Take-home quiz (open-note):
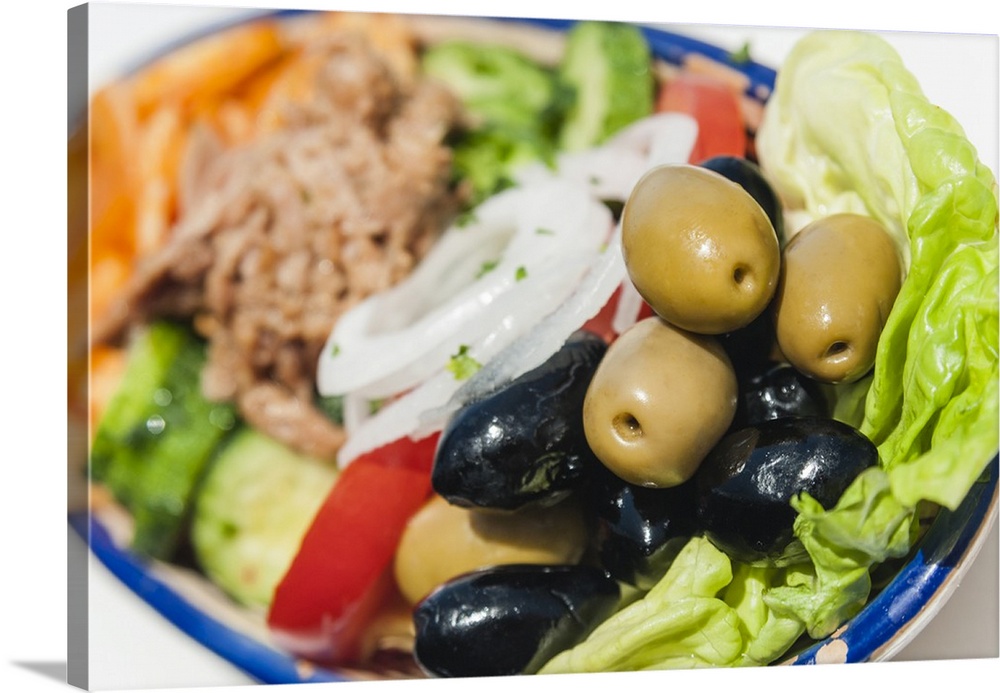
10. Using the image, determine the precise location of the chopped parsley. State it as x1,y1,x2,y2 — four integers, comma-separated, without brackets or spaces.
476,259,500,278
315,395,345,424
515,266,528,281
535,227,556,236
729,42,752,64
447,345,482,381
456,209,478,228
329,343,341,357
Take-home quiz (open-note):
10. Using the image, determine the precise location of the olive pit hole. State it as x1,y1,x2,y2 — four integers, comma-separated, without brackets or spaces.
612,412,644,442
823,340,853,362
732,264,752,289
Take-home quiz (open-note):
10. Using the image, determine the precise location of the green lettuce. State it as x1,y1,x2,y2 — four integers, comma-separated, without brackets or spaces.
757,29,997,634
539,29,998,671
766,467,915,638
539,537,807,673
745,27,997,641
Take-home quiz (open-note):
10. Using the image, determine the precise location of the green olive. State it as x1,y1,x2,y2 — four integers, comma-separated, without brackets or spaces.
582,316,738,488
621,164,780,335
392,495,587,605
773,213,903,384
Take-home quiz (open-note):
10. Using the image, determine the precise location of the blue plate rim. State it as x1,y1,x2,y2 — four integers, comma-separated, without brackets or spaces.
785,455,999,665
73,8,998,683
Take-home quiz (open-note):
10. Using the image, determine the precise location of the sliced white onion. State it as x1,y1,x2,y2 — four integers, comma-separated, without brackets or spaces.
611,278,647,335
317,179,613,400
341,390,374,437
514,112,700,201
336,249,604,465
433,226,628,419
603,112,700,174
336,370,457,466
438,113,700,409
328,113,700,466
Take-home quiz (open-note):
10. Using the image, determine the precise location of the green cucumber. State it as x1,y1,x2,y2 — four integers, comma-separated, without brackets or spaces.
191,429,338,607
90,320,237,560
557,21,655,151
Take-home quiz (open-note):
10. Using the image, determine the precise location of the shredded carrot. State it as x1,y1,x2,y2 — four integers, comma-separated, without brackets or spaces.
89,345,129,430
134,104,186,255
130,19,286,118
89,83,140,262
320,12,419,80
235,48,305,111
81,12,428,331
90,254,131,330
210,98,259,145
252,49,326,136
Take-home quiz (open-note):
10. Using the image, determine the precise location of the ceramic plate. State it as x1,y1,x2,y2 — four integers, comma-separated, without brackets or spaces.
72,8,1000,684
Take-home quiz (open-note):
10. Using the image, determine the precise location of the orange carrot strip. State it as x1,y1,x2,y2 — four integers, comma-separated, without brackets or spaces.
89,84,140,261
253,50,326,136
89,345,129,430
90,254,131,328
134,105,186,255
131,20,285,117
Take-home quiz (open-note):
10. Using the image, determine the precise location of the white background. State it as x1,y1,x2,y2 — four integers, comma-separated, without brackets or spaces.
1,1,998,692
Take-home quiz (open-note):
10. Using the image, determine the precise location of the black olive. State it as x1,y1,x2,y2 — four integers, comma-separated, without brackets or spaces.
432,330,607,510
732,361,829,429
698,155,785,246
694,417,877,564
580,458,698,588
412,564,620,677
717,309,776,381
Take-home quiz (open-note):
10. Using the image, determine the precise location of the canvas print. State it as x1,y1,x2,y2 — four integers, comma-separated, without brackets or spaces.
67,2,999,689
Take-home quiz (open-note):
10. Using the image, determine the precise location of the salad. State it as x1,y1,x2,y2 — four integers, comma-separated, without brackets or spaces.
72,9,999,680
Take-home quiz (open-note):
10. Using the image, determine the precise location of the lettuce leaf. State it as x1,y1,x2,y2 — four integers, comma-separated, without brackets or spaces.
540,29,997,672
723,562,806,665
539,539,747,672
538,537,806,673
753,29,998,639
754,32,922,266
765,468,915,637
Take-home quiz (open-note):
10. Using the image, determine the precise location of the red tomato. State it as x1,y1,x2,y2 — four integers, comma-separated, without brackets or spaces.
656,73,748,162
582,284,655,343
582,285,625,343
267,432,440,665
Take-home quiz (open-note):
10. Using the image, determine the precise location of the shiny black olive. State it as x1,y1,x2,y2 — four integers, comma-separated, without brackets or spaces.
698,155,785,245
694,417,877,564
432,330,607,510
732,361,829,429
717,309,776,381
580,458,698,588
412,564,620,677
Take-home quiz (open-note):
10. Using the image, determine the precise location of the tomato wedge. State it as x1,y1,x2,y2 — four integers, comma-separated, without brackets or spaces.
267,432,440,665
656,72,748,162
582,284,655,344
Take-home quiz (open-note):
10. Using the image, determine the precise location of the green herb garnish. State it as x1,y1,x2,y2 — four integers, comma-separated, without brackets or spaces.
729,41,752,64
456,209,478,228
446,345,482,381
476,259,500,278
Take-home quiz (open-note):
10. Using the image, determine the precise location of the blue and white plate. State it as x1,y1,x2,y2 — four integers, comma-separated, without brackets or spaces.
72,7,1000,685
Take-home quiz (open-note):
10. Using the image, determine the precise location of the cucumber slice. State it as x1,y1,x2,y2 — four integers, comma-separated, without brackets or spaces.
90,320,237,560
191,429,338,608
557,21,655,151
